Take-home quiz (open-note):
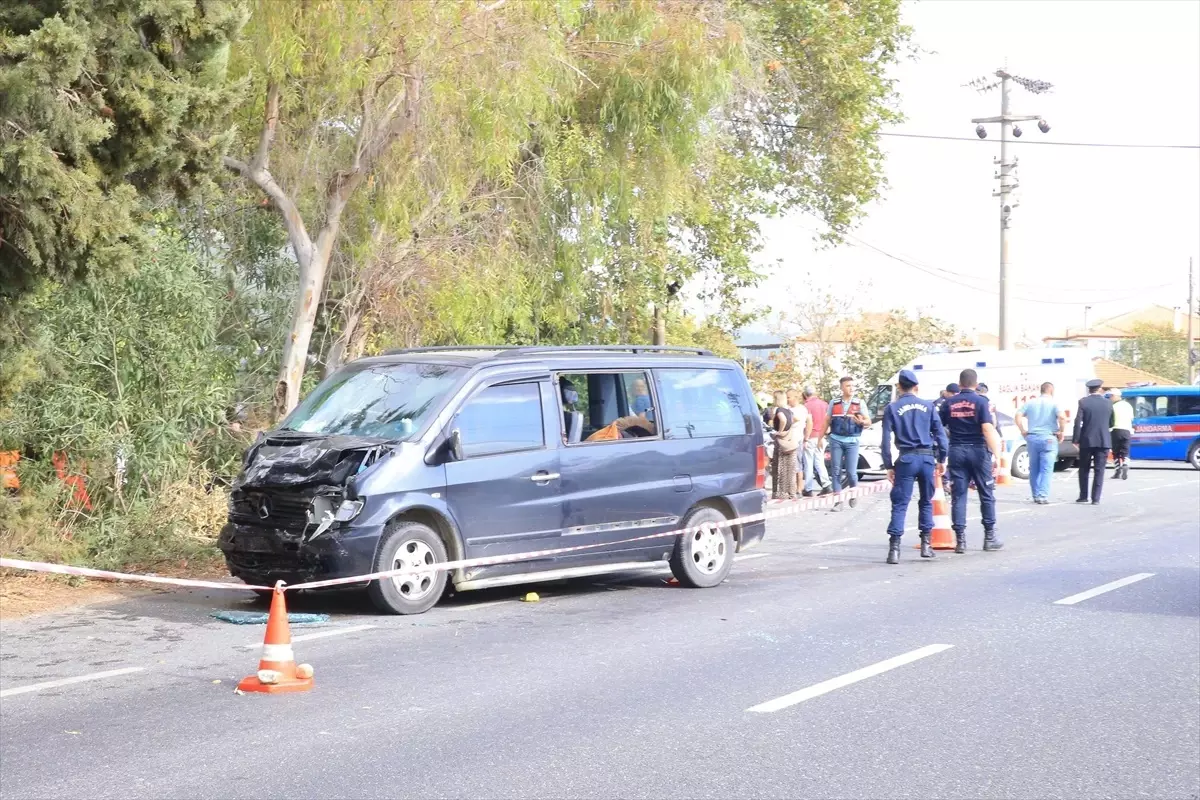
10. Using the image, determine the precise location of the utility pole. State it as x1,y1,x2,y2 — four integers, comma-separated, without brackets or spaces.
1189,256,1196,384
966,68,1053,350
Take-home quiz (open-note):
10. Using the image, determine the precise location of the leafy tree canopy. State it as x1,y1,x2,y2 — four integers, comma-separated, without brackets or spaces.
1113,323,1189,384
841,310,962,392
0,0,248,305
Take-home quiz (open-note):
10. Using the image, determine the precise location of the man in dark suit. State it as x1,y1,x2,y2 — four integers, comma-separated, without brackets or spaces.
1073,378,1113,505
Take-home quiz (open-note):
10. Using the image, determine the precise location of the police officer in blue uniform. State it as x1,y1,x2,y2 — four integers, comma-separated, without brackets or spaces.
933,383,958,495
938,368,1004,553
881,370,949,564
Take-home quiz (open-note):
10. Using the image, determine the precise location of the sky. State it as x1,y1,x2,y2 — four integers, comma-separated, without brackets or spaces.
732,0,1200,343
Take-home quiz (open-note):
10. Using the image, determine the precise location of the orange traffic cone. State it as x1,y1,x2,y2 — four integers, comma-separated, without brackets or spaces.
917,473,956,550
995,449,1013,486
237,583,314,694
929,475,956,550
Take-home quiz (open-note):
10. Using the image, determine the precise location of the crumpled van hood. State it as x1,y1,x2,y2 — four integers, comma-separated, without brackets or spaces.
238,433,392,489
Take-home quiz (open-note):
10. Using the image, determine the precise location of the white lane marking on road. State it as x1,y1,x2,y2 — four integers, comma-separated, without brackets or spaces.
1053,573,1156,606
242,624,375,649
735,553,772,562
0,667,145,698
1133,481,1196,492
810,537,859,547
746,644,954,713
442,599,514,614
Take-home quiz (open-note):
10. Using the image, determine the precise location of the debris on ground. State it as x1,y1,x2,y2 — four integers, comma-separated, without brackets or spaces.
209,610,330,625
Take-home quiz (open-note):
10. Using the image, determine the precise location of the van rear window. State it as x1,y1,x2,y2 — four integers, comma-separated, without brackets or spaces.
655,368,753,439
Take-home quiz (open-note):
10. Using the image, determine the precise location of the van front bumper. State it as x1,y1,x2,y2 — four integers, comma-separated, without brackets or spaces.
218,521,384,587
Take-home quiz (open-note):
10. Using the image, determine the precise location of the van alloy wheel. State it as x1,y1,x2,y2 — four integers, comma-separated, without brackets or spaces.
690,524,728,576
368,521,449,615
669,506,735,589
391,539,437,602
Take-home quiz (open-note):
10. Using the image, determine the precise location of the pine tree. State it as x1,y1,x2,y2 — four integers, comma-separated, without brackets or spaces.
0,0,248,304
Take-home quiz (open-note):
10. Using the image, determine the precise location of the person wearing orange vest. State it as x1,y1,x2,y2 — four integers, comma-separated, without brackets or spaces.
824,376,870,511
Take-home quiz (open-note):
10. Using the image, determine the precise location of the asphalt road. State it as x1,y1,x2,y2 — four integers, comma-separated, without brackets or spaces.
2,464,1198,800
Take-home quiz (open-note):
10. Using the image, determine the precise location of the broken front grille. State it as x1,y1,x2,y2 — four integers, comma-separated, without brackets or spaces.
230,488,315,530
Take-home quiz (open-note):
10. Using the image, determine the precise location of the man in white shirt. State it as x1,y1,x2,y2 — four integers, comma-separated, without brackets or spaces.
1109,389,1135,480
786,389,813,498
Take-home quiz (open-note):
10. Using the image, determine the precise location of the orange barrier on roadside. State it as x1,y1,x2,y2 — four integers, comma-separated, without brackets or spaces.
0,451,18,492
51,451,94,511
237,584,314,695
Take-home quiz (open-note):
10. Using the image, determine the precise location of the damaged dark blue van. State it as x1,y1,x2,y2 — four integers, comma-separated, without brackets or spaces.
218,346,767,614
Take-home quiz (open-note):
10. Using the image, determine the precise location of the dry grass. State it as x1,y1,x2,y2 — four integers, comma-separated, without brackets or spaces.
0,467,230,577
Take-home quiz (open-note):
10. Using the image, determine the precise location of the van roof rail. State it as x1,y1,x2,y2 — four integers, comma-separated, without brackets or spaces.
382,346,518,355
383,344,715,357
509,345,714,356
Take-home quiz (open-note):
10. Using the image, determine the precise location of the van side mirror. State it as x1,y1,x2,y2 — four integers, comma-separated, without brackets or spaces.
448,428,465,462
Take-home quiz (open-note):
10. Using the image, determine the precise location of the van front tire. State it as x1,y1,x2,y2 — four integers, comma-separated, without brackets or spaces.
367,521,449,615
670,506,734,589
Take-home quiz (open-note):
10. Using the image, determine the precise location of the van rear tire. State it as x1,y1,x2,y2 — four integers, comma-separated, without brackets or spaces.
1188,441,1200,470
669,506,734,589
367,521,448,615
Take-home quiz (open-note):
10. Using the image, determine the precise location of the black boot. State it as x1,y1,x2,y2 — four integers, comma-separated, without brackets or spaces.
954,530,966,554
886,536,901,564
919,532,935,559
983,528,1004,551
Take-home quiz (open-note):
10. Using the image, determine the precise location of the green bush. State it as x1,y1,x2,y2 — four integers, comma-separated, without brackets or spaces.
1,224,250,569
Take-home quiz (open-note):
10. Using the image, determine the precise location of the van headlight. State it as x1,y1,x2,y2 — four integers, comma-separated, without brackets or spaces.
333,499,365,522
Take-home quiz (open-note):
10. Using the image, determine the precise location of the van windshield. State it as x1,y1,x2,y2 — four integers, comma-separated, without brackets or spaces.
280,362,464,439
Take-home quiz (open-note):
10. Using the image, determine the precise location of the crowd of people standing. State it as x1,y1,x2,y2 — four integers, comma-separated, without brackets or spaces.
759,377,870,511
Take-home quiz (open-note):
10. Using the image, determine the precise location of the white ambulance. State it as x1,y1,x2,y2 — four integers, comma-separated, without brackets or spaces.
861,347,1098,480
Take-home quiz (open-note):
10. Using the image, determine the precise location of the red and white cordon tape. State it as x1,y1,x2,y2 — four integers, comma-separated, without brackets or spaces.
0,558,273,591
0,482,891,593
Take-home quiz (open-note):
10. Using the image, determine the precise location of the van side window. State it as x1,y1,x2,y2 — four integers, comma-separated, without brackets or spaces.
1134,396,1171,418
556,371,656,443
455,383,544,457
654,368,752,439
1177,395,1200,416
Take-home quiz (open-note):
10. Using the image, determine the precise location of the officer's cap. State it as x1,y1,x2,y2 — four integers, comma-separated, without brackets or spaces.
1086,378,1104,389
946,383,959,393
978,383,989,392
897,369,919,386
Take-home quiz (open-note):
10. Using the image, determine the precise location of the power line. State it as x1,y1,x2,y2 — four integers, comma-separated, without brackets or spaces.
727,117,1200,150
841,232,1175,306
877,131,1200,149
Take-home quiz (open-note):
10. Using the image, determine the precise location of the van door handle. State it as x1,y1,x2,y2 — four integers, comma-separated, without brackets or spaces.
530,471,560,483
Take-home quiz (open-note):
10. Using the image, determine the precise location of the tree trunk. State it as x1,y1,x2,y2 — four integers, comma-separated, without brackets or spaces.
226,66,423,420
275,253,330,417
652,304,666,346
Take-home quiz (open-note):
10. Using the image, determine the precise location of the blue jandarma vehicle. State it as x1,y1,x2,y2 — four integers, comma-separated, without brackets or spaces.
1123,385,1200,469
219,346,767,614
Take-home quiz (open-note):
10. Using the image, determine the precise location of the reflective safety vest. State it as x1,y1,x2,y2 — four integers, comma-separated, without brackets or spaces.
829,398,865,438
